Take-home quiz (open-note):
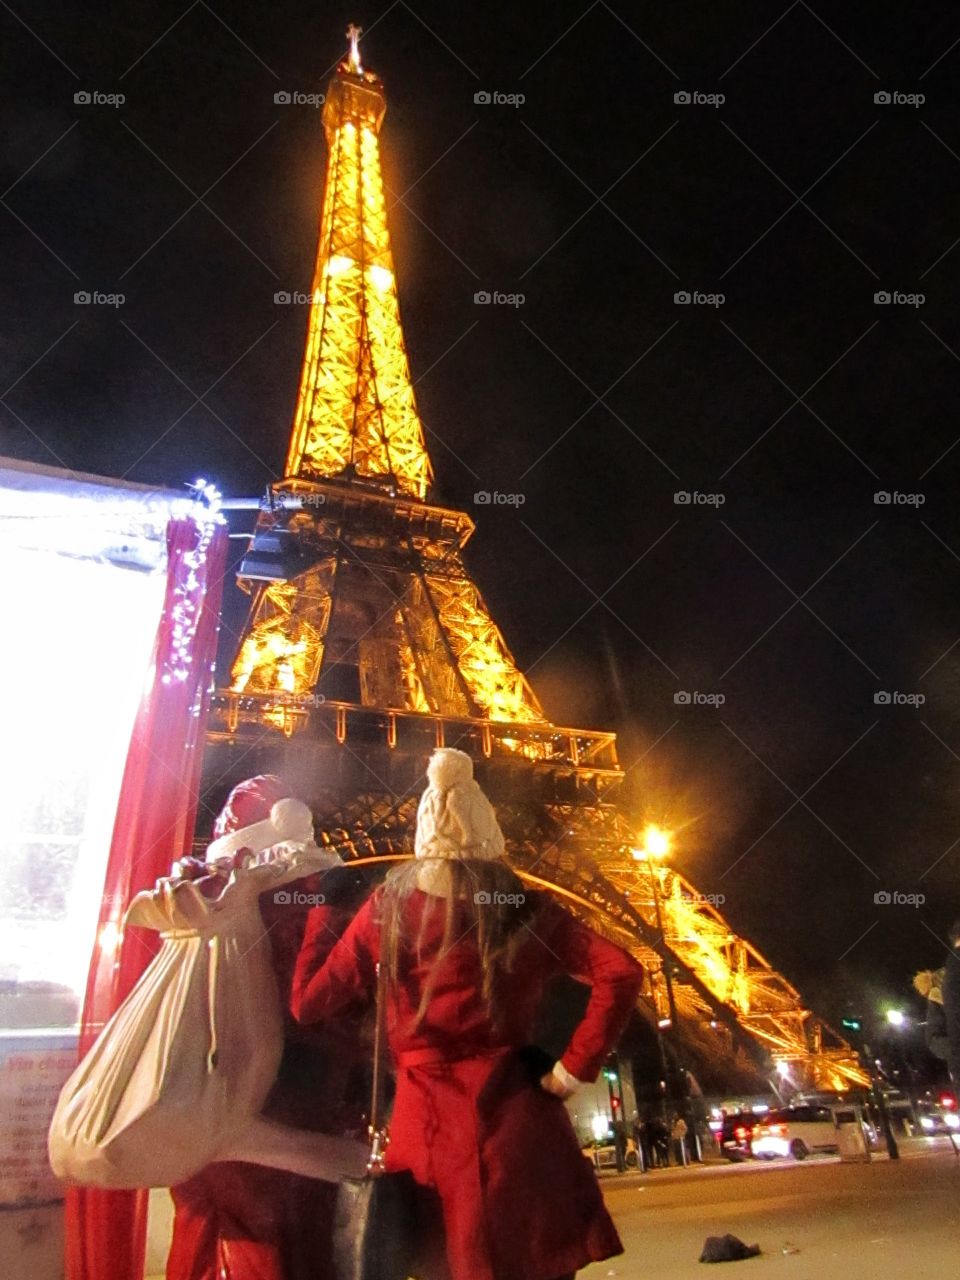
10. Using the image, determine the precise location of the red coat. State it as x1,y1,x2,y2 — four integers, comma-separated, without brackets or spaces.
292,886,644,1280
166,874,367,1280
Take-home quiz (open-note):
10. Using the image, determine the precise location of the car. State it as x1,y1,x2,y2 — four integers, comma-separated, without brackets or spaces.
716,1111,761,1161
750,1104,840,1160
581,1137,640,1170
917,1102,960,1136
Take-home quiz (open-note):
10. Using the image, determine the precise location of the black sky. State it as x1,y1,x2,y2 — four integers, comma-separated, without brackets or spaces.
4,1,960,1030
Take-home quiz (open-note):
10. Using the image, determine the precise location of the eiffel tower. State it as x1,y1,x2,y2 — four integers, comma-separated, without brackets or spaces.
205,29,866,1094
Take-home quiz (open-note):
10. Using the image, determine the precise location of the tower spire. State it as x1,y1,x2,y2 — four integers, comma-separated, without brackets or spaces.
346,22,362,74
283,38,433,499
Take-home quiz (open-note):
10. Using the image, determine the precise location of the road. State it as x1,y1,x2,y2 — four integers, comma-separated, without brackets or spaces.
583,1139,960,1279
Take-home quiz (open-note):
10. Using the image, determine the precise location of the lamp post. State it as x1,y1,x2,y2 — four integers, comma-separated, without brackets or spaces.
632,825,689,1148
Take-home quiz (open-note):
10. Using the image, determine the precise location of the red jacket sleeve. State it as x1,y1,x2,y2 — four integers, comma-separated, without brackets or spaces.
291,893,379,1024
541,905,644,1083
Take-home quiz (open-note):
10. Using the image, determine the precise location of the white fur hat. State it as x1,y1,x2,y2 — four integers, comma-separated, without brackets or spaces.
414,748,505,862
206,776,315,868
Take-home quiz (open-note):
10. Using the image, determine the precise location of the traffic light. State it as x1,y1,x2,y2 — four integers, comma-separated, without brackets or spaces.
602,1067,618,1082
841,1016,863,1033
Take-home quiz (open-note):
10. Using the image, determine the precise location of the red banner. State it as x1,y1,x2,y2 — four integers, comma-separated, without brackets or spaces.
64,513,227,1280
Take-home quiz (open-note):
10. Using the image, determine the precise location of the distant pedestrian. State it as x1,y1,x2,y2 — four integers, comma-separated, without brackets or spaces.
647,1114,669,1167
671,1113,688,1166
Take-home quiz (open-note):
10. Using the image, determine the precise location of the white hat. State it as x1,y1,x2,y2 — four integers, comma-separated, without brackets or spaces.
205,774,316,868
414,748,505,862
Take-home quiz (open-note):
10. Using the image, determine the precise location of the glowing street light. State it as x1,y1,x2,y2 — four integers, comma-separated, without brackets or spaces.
632,823,672,862
886,1009,906,1028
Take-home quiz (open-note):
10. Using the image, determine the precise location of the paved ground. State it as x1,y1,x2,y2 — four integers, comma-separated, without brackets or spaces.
583,1138,960,1280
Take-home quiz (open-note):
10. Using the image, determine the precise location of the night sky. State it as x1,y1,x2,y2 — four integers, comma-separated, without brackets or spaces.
4,2,960,1032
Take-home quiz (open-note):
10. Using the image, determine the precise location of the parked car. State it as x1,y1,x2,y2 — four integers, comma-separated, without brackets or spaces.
751,1104,840,1160
581,1137,640,1170
716,1111,761,1161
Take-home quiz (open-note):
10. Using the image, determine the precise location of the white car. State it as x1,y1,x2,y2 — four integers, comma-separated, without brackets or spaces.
750,1104,840,1160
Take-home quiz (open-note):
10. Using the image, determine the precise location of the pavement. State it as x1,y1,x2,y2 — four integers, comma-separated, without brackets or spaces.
582,1137,960,1280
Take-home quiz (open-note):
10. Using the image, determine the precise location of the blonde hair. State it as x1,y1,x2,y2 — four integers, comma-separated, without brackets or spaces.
378,859,537,1032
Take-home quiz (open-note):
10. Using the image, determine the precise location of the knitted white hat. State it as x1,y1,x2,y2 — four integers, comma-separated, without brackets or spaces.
414,748,505,861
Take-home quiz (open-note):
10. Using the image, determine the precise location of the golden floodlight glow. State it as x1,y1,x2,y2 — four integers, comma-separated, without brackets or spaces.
284,60,432,498
632,823,671,861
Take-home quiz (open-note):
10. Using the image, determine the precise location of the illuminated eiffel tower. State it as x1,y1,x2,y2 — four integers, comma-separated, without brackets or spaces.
205,29,866,1093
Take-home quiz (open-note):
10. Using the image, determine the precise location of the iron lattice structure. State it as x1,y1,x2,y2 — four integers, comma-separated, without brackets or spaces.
208,39,867,1094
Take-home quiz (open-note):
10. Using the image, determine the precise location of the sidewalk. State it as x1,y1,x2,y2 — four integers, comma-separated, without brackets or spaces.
584,1142,960,1280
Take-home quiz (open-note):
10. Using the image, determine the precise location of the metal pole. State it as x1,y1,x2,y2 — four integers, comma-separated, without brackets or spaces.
648,861,692,1152
863,1041,899,1160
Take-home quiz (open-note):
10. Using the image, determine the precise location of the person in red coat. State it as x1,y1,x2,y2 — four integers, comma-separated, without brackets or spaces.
165,776,370,1280
292,748,644,1280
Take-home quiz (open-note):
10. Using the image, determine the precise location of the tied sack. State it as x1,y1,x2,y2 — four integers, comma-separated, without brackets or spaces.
48,851,331,1189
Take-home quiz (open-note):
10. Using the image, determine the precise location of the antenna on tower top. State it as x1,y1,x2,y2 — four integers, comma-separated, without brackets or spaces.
346,23,362,74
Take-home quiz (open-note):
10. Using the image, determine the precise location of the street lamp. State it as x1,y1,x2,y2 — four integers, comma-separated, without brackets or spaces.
886,1009,906,1028
632,825,689,1145
632,825,679,1031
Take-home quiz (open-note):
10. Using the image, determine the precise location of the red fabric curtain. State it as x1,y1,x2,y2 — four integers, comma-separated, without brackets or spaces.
64,513,228,1280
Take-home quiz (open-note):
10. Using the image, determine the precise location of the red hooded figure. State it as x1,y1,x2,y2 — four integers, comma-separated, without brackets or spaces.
165,776,368,1280
293,749,644,1280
